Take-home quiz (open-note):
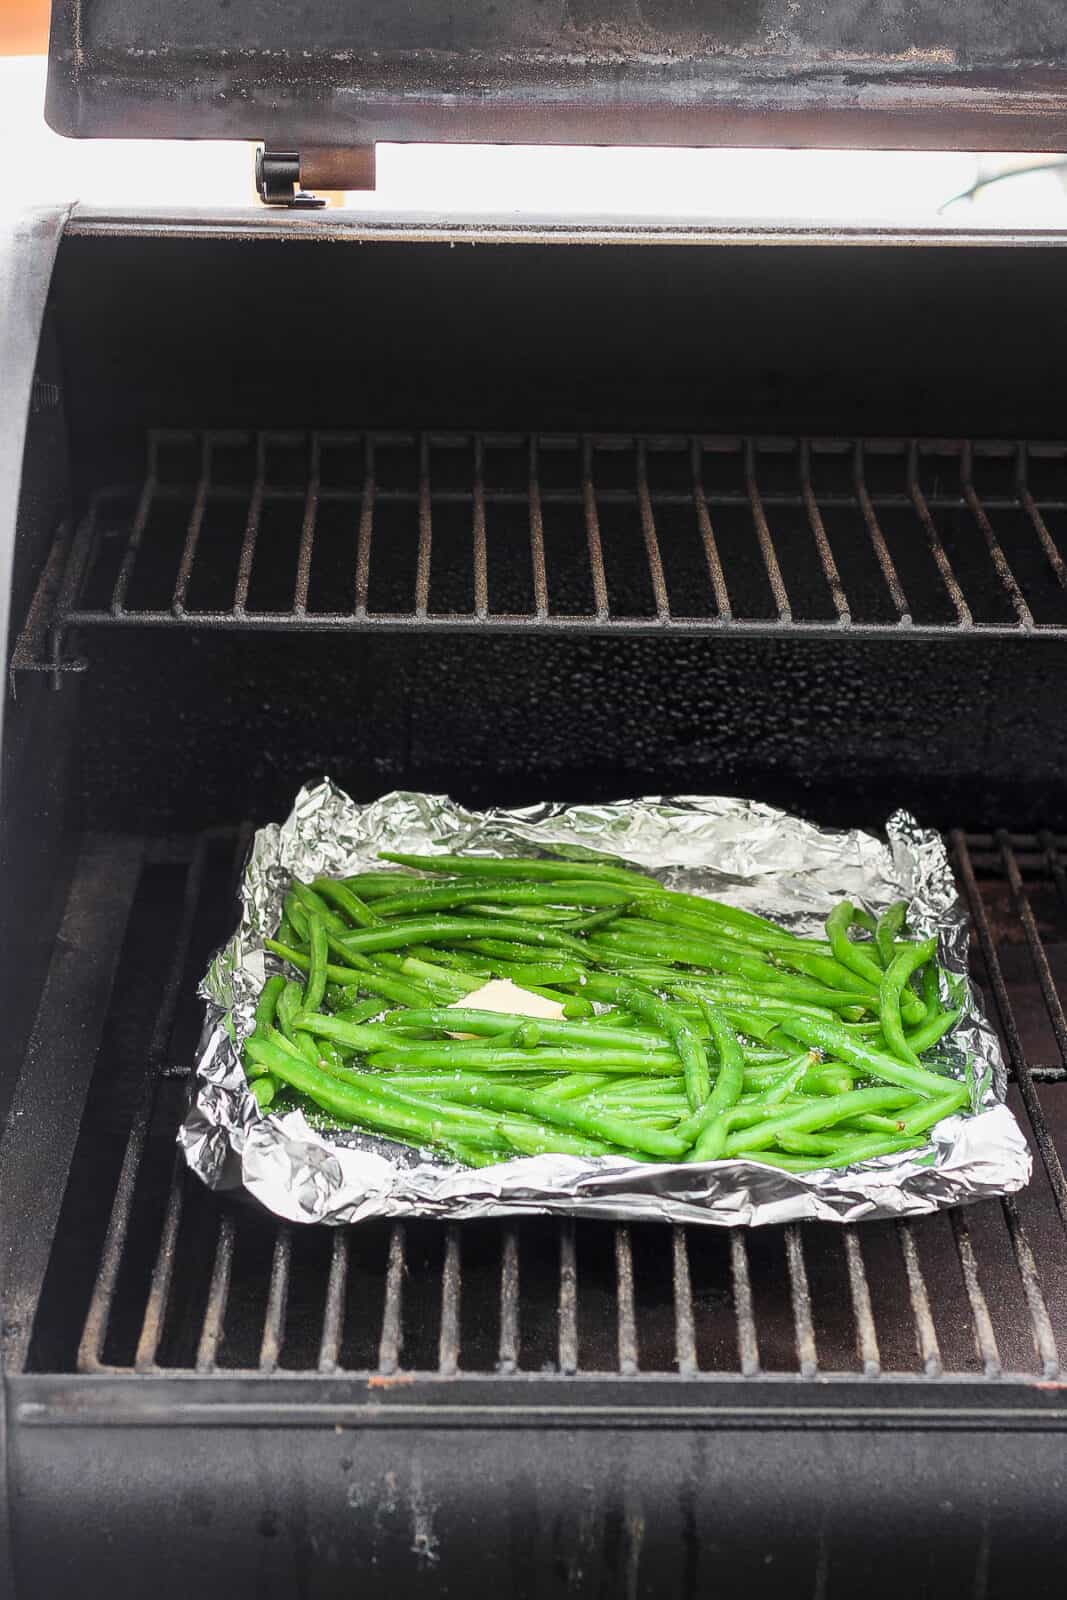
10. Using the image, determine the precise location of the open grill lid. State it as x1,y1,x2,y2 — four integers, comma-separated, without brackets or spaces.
46,2,1067,193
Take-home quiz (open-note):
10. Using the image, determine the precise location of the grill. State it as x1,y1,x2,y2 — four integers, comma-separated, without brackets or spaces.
8,192,1067,1596
12,430,1067,683
6,829,1065,1386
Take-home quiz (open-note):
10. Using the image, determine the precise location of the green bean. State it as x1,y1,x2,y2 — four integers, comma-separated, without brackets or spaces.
724,1086,919,1155
379,851,650,888
894,1083,970,1133
921,960,941,1018
312,876,382,928
755,1051,820,1106
685,1001,745,1160
776,1130,839,1156
407,944,494,976
371,881,633,918
744,1135,919,1172
266,939,437,1009
337,915,591,960
904,1004,961,1056
289,880,349,935
342,871,434,897
582,977,710,1110
304,913,329,1015
825,901,886,988
250,1077,277,1110
770,949,882,1001
879,935,938,1068
254,974,286,1038
875,900,908,970
852,907,878,935
290,1010,429,1053
402,1072,688,1159
367,1046,681,1073
283,893,310,943
246,1033,511,1146
774,1012,952,1097
381,1007,671,1054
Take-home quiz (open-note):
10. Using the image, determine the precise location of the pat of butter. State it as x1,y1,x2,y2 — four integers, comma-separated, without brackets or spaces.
446,978,565,1037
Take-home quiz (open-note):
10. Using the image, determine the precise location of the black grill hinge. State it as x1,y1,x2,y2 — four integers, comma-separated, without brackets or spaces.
255,146,377,207
256,150,326,209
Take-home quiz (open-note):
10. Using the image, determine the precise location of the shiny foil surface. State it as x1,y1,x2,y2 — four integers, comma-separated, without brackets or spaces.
179,780,1030,1226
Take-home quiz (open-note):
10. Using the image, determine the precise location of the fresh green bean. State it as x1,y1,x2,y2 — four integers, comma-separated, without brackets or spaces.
825,901,886,988
723,1086,919,1155
879,935,938,1068
312,876,382,928
266,939,437,1009
398,1072,688,1159
254,974,286,1037
685,1000,745,1160
379,851,650,888
582,976,710,1110
371,881,634,918
366,1046,681,1073
250,1077,277,1110
246,1032,512,1146
875,900,908,970
775,1012,952,1097
904,1004,961,1056
304,912,329,1015
337,915,592,960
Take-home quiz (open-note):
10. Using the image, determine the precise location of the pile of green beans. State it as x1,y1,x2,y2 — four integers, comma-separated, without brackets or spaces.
243,854,971,1172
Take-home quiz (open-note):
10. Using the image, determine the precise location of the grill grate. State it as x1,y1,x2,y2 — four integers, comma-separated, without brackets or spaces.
4,828,1066,1383
11,430,1067,681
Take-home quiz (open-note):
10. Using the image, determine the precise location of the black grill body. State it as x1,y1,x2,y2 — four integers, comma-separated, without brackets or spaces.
2,213,1067,1597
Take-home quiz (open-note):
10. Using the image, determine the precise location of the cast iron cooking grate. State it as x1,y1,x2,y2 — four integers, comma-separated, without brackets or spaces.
11,430,1067,681
4,828,1067,1381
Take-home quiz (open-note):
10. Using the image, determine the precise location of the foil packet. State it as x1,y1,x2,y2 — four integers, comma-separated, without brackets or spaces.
179,779,1031,1226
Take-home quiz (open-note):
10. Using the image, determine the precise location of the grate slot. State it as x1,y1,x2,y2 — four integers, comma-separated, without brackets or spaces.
671,1226,699,1377
498,1224,521,1374
376,1221,406,1374
438,1224,462,1376
291,434,320,616
196,1214,235,1373
171,434,211,616
690,439,731,620
318,1230,349,1374
842,1227,881,1378
950,1211,1002,1378
133,1151,185,1371
897,1221,943,1377
785,1225,819,1379
853,441,910,622
558,1218,579,1375
907,443,972,626
258,1226,292,1373
800,442,850,624
614,1224,639,1376
744,439,791,623
729,1232,761,1376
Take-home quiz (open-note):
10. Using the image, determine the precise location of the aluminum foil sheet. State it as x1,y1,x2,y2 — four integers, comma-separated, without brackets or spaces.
179,779,1031,1226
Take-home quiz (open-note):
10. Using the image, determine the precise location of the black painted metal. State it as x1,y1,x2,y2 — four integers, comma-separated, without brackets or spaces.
45,1,1067,152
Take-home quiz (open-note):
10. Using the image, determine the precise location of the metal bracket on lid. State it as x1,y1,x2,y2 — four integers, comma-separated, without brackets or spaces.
256,146,377,207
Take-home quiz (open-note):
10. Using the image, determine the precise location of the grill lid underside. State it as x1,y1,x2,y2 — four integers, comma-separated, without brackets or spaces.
46,1,1067,153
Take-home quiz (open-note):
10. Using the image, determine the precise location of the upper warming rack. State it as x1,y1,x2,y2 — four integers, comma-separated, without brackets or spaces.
12,429,1067,682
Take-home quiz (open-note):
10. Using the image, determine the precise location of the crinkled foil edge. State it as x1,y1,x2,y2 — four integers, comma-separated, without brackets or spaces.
178,780,1030,1226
